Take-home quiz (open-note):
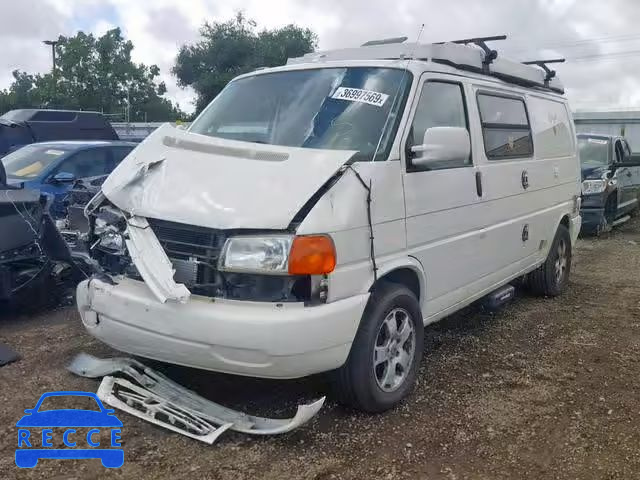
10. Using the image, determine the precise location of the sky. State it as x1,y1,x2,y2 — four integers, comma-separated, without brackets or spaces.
2,0,640,115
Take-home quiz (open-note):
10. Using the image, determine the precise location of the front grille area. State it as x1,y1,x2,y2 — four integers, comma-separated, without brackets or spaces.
146,218,313,302
148,218,227,264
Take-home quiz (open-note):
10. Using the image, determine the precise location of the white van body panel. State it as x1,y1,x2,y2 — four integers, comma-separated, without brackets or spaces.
78,53,581,379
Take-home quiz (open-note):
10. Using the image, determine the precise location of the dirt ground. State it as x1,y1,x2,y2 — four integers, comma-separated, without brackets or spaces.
1,217,640,480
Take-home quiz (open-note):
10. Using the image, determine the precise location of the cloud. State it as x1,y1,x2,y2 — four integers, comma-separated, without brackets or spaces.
0,1,68,87
1,0,640,113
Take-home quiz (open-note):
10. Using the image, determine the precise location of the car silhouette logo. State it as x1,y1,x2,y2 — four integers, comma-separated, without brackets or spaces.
15,391,123,468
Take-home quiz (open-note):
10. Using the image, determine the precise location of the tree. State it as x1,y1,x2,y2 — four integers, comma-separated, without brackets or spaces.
173,13,317,113
0,28,183,121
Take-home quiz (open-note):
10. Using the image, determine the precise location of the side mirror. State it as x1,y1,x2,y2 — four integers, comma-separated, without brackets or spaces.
0,161,6,186
410,127,471,168
51,172,76,184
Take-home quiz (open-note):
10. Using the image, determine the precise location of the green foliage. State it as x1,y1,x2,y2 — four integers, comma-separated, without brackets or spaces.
173,13,317,113
0,28,183,121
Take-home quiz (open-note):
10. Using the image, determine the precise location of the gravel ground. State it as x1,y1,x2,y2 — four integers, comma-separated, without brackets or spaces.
1,217,640,479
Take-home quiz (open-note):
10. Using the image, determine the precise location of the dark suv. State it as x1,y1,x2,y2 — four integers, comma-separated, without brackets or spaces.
0,109,118,158
578,134,640,235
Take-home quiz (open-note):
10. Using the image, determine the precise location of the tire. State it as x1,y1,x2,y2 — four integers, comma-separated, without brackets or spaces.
332,281,424,413
528,224,572,297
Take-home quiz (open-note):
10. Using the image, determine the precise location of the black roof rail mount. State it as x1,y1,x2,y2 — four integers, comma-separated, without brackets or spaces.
449,35,507,73
522,58,566,86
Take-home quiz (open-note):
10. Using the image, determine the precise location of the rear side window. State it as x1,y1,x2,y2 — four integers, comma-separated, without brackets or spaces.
527,97,573,159
478,93,533,160
32,111,77,122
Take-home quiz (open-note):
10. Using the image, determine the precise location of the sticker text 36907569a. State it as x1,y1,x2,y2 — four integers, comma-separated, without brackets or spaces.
331,87,389,107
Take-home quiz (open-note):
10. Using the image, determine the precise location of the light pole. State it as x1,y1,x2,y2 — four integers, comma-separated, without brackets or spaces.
43,39,59,103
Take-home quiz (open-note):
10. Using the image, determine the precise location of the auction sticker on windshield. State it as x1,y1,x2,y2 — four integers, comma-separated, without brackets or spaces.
331,87,389,107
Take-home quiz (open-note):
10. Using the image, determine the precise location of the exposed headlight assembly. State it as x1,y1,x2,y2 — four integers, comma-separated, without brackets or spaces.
219,235,336,275
92,207,127,255
581,179,607,195
219,235,293,274
98,230,126,253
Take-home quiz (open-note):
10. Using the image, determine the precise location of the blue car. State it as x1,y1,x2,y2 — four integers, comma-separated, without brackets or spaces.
1,140,136,218
15,391,123,468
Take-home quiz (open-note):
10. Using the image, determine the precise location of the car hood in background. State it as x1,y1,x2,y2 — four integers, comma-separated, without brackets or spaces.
102,124,356,230
581,165,610,181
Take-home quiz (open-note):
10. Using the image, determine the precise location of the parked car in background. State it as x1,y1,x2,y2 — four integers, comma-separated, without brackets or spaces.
1,141,136,218
578,134,640,235
0,109,119,158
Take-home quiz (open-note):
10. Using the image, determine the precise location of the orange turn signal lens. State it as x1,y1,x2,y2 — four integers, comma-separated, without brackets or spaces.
288,235,336,275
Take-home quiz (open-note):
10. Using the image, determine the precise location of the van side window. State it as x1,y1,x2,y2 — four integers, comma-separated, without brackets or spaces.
478,93,533,160
407,81,470,171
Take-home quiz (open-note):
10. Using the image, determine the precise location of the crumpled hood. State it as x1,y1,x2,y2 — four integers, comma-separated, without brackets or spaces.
102,124,356,230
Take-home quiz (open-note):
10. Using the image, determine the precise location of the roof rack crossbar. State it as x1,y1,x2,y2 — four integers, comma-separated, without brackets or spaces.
522,58,566,86
448,35,507,73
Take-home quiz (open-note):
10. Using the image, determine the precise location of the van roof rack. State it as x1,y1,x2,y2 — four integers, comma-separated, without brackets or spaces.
287,36,565,95
362,37,408,47
522,58,565,83
447,35,507,72
521,59,565,94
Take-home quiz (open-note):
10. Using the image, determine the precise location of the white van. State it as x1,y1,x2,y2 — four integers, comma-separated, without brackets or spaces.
77,38,581,412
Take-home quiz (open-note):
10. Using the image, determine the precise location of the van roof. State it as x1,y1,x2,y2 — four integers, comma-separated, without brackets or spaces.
286,37,565,95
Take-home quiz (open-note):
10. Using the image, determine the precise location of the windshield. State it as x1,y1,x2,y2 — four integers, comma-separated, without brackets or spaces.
190,67,412,161
578,137,610,167
2,144,70,178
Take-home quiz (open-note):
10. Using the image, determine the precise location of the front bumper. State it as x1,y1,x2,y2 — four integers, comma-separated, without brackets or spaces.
77,277,369,379
580,207,605,234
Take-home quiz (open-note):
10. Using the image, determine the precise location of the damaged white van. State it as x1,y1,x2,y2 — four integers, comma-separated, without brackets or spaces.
77,37,581,412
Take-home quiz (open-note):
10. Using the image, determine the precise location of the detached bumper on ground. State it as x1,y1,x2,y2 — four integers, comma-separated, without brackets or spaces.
77,278,369,379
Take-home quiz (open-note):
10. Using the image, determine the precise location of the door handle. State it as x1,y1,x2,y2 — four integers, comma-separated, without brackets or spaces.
475,171,483,197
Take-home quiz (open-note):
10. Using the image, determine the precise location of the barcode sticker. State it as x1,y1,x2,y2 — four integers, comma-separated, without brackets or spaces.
331,87,389,107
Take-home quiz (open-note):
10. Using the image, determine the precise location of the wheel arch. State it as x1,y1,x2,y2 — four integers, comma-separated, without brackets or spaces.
368,257,427,306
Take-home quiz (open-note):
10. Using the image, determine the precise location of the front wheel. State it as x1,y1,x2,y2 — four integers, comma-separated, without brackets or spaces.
528,224,572,297
332,282,424,412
